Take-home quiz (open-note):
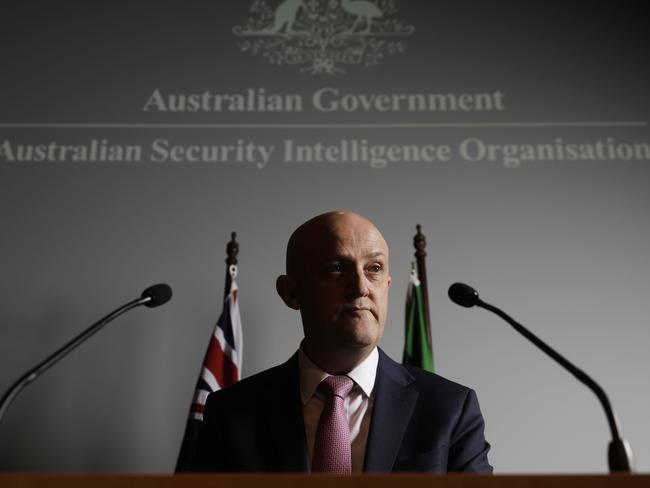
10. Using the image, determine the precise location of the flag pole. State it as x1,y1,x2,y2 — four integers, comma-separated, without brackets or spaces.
176,232,242,471
224,232,239,299
413,225,432,343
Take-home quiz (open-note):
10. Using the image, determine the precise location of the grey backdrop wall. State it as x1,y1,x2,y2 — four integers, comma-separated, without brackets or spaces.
1,0,648,473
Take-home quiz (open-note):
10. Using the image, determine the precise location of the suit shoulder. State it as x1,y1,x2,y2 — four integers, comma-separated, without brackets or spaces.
379,349,474,398
205,356,296,407
404,365,474,396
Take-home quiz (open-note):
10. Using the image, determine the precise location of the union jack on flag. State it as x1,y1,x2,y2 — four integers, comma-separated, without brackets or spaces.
190,278,243,420
176,271,243,470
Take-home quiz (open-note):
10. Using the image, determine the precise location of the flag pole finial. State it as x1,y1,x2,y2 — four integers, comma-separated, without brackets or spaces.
414,224,427,259
225,232,239,299
412,224,431,343
226,232,239,267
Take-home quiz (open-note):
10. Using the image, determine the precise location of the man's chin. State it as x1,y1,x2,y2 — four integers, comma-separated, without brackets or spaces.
337,321,381,349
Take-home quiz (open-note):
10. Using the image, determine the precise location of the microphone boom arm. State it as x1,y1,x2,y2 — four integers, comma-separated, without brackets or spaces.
478,300,621,440
476,298,633,472
0,295,151,424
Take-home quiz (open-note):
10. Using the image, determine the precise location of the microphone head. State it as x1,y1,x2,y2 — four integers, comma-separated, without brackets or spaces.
448,282,480,308
141,284,172,308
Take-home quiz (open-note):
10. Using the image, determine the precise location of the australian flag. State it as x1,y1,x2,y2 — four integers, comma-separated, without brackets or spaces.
175,278,243,471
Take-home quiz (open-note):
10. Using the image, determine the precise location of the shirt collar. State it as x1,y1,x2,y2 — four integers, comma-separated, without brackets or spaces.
298,346,379,405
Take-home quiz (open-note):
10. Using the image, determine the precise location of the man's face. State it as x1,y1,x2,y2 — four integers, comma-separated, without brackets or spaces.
292,215,391,358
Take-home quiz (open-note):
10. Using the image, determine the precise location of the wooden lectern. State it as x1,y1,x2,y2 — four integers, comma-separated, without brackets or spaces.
0,474,648,488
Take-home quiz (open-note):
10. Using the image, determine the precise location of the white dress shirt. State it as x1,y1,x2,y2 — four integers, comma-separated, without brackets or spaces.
298,347,378,473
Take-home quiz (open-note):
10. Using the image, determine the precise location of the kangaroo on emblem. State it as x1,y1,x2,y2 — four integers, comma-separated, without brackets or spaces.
265,0,305,33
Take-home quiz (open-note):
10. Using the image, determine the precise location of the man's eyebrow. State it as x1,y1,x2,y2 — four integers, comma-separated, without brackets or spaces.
319,251,386,262
367,252,387,258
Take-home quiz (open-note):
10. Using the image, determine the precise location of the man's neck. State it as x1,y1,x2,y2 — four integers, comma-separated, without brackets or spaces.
302,341,375,375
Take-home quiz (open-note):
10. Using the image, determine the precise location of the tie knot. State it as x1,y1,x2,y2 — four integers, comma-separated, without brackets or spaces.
319,375,354,399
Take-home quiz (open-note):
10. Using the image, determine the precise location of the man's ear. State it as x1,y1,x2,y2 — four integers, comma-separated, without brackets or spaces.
276,274,301,310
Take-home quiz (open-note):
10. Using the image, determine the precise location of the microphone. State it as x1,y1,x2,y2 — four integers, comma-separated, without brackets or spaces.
448,282,634,473
448,282,480,308
142,283,173,308
0,283,172,424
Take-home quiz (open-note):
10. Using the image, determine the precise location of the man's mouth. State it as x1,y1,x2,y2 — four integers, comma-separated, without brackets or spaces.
342,306,376,319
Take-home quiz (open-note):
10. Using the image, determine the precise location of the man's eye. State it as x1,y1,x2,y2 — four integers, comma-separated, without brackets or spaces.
325,263,343,273
367,263,383,273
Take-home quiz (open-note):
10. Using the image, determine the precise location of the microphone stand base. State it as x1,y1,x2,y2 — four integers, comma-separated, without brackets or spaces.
608,438,634,473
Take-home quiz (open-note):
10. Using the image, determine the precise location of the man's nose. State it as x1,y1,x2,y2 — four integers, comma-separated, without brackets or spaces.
345,266,370,299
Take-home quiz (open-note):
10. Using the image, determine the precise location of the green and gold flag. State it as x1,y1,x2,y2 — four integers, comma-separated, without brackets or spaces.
403,264,434,372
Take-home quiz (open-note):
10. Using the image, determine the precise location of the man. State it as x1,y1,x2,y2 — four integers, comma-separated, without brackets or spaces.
189,211,492,473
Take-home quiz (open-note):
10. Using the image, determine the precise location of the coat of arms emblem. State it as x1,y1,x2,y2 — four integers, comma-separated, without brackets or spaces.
233,0,415,74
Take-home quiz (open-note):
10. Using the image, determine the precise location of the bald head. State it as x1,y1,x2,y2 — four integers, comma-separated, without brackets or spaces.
276,210,392,373
285,211,389,276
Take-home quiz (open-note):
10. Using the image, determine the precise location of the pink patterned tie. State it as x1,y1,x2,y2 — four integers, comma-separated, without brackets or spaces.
311,375,355,474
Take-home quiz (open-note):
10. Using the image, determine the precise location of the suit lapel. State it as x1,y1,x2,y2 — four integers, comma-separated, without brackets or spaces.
363,349,419,472
264,353,310,471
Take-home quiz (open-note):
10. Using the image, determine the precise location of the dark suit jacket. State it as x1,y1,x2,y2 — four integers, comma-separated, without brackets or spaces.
189,349,492,473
